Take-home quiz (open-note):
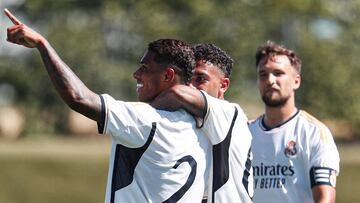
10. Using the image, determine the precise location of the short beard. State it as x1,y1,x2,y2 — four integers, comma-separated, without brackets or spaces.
261,95,289,107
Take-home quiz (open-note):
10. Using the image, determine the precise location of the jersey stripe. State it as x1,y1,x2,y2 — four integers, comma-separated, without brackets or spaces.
301,111,330,144
242,147,252,199
97,95,106,134
212,107,238,203
197,91,208,128
110,122,157,203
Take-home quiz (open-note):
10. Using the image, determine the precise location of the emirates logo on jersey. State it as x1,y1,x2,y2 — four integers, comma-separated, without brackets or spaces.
284,140,297,158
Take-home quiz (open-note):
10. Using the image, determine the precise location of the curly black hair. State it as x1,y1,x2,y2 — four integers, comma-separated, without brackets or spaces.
148,39,195,84
255,41,302,73
192,43,234,78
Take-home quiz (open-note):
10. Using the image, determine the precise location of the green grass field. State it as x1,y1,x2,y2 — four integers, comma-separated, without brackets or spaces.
0,137,109,203
0,138,358,203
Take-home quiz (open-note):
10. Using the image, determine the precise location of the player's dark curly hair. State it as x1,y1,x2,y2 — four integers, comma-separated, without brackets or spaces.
148,39,195,84
255,41,302,73
192,43,234,78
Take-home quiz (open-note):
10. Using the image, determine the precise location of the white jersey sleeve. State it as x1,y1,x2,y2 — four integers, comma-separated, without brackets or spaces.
201,91,249,143
302,111,340,172
301,111,340,188
200,91,254,203
98,93,160,147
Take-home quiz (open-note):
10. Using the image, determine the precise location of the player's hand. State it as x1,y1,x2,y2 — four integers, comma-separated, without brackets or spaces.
4,8,45,48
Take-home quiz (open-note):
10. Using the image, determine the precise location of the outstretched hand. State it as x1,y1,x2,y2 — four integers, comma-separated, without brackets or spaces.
4,8,45,48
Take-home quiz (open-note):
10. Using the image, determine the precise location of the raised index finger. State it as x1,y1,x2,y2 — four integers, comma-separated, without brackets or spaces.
4,8,22,25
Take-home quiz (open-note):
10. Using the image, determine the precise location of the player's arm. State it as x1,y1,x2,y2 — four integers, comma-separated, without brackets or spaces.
4,9,101,122
151,84,206,118
312,185,336,203
308,124,339,203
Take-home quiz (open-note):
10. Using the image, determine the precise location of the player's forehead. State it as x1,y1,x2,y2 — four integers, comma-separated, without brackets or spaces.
140,50,156,65
194,60,224,77
257,55,292,72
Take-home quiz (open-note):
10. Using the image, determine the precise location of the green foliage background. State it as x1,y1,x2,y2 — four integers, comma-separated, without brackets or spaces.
1,0,360,136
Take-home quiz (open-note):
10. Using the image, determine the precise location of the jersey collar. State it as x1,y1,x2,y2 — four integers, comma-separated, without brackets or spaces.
260,109,300,131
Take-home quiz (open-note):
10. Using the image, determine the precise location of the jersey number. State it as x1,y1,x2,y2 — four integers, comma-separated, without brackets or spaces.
163,155,197,203
110,123,197,202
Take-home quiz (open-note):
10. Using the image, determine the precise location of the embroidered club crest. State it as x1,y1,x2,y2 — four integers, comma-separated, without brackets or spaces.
284,140,297,158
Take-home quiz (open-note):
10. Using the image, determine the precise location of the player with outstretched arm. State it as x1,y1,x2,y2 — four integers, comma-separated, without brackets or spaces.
4,9,212,203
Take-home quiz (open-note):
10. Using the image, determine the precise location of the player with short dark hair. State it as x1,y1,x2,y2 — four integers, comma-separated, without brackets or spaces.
148,39,195,85
5,9,211,203
249,41,339,203
189,43,233,100
153,43,254,203
193,43,233,77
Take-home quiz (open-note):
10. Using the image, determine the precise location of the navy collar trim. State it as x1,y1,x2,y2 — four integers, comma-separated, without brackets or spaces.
261,109,300,131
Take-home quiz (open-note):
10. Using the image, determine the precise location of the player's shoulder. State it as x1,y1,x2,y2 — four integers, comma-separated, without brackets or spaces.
248,114,263,126
299,110,333,143
299,110,328,128
127,101,153,109
102,94,158,116
229,101,246,113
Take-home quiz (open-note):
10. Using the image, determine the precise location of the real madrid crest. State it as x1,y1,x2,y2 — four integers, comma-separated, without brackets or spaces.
330,170,337,187
284,140,297,158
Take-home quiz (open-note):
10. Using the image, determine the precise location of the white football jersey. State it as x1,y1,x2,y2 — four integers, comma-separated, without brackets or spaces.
249,110,340,203
98,94,211,203
200,91,254,203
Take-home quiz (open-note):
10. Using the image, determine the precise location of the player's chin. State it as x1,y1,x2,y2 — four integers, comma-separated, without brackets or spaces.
137,94,145,102
262,96,285,107
138,94,154,103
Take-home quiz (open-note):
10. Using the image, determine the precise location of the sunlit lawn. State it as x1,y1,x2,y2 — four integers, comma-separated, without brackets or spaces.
0,137,110,203
0,155,108,203
0,138,358,203
336,162,360,203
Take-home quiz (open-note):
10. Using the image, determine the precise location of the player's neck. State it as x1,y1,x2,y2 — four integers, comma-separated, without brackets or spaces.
264,101,298,128
218,95,225,100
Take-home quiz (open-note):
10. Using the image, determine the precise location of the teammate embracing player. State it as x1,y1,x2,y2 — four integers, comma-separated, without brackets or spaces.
249,41,340,203
153,43,254,203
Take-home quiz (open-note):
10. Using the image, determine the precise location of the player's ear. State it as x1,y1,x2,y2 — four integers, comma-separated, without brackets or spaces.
164,67,176,82
220,77,230,93
293,74,301,90
217,77,230,99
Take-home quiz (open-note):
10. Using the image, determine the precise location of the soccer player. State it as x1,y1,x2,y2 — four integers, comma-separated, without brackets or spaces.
249,41,340,203
152,43,253,203
5,9,211,203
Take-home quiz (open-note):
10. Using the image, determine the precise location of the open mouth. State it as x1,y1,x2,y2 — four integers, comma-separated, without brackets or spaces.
136,83,143,91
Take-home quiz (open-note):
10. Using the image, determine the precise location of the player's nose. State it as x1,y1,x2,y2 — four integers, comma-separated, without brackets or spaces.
267,74,276,86
133,68,140,79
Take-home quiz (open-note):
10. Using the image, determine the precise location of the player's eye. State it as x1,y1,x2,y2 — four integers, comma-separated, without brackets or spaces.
273,71,284,77
195,76,206,83
258,72,267,78
138,65,147,72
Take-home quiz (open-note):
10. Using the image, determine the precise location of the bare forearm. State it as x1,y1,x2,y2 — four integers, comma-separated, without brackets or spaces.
37,40,100,121
4,9,101,121
312,185,336,203
175,86,206,118
152,85,206,118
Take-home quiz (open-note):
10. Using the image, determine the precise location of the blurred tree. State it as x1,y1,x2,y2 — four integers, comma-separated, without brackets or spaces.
1,0,359,137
